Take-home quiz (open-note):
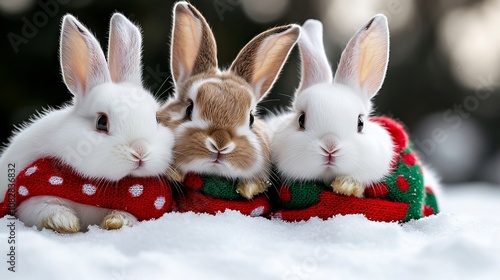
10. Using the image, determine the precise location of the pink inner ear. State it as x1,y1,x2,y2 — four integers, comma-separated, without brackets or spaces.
108,28,122,84
61,16,110,97
333,15,389,99
171,3,217,86
231,25,300,101
108,17,143,85
62,25,91,94
357,31,389,97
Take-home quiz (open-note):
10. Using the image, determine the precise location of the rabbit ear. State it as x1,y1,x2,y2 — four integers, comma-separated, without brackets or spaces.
297,19,332,93
230,24,300,100
170,2,217,87
60,14,110,98
333,14,389,99
107,13,143,85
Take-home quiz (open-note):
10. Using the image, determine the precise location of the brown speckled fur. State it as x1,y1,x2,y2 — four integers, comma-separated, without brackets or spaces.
157,2,299,197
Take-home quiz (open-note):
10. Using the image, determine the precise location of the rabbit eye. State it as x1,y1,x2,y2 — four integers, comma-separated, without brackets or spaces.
249,112,255,128
96,113,109,133
357,115,364,133
298,113,305,130
185,100,194,121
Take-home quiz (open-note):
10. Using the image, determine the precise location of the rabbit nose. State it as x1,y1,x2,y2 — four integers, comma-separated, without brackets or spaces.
321,146,337,155
206,130,235,154
130,139,149,160
321,135,338,153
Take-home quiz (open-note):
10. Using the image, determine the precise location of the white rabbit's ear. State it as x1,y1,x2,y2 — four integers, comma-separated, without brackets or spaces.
230,24,300,100
60,14,110,98
170,2,217,87
333,14,389,99
108,13,143,85
297,19,332,94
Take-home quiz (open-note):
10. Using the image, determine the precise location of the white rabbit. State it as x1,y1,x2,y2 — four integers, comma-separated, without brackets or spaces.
0,13,174,232
157,2,300,199
268,16,441,197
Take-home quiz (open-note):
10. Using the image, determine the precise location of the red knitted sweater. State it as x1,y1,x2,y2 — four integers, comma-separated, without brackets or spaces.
0,158,173,221
175,173,271,217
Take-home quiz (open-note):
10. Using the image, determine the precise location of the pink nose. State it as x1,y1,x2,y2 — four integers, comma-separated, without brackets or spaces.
324,144,336,154
321,135,337,153
130,139,149,159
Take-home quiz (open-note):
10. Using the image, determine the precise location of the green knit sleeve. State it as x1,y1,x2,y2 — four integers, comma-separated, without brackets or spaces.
280,181,327,209
383,146,426,221
199,175,242,200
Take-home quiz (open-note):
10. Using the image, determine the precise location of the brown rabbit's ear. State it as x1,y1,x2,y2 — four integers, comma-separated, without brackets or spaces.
230,24,300,101
170,1,217,87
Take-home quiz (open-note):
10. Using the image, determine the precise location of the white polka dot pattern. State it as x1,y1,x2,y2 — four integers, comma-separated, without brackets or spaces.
24,166,38,176
18,186,29,196
250,206,265,217
129,184,144,197
49,176,63,185
154,196,166,210
82,184,97,196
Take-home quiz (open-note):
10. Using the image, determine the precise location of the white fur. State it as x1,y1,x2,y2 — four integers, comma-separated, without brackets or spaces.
269,17,398,188
422,165,443,199
270,84,393,186
270,17,442,192
0,13,174,231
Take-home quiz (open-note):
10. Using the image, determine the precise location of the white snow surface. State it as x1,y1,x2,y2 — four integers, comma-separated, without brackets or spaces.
1,184,500,280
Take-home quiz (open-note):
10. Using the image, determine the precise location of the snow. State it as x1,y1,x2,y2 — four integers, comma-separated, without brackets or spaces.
1,184,500,280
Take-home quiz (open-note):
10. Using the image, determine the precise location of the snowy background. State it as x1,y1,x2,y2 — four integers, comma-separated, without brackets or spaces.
1,183,499,280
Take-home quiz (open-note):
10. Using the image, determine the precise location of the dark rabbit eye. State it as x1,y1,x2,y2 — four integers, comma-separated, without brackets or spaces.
357,114,364,133
185,100,194,121
249,112,255,128
96,113,109,133
298,113,305,130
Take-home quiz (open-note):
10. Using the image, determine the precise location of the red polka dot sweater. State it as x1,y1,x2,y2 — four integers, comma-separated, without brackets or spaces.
0,158,173,221
271,117,440,223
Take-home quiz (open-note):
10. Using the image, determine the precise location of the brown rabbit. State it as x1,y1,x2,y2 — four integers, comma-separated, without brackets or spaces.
157,1,300,199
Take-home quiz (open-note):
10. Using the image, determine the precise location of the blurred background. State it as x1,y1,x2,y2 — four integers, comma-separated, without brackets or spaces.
0,0,499,185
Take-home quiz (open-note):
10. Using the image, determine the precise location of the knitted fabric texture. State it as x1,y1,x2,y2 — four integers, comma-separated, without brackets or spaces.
271,116,440,223
0,158,173,221
175,173,271,217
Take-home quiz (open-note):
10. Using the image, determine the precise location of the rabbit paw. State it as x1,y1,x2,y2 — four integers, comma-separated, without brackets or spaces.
236,180,270,200
330,176,364,197
41,208,80,234
101,211,137,230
